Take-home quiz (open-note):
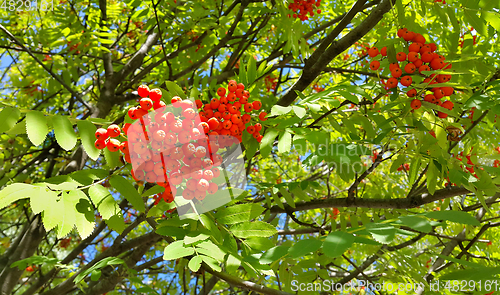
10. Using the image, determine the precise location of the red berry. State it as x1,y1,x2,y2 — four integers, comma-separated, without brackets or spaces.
94,139,106,149
137,85,150,98
259,112,268,121
106,138,121,152
400,76,412,87
149,88,162,101
228,80,237,92
139,98,153,110
410,99,421,110
252,100,262,110
442,100,454,110
128,107,138,120
367,47,379,57
217,87,226,97
95,128,109,140
369,60,380,71
407,88,417,97
107,124,121,137
396,52,406,61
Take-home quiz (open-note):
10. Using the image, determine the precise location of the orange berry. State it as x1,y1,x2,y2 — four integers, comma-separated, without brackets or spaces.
259,112,268,121
386,77,398,88
397,28,408,38
407,88,417,97
368,47,379,57
228,80,237,92
442,100,454,110
396,52,406,62
252,100,262,110
391,68,402,78
404,63,416,74
419,65,430,74
369,60,380,71
400,76,412,87
407,52,419,62
137,85,150,98
389,63,400,71
410,99,421,110
408,43,421,52
380,46,387,56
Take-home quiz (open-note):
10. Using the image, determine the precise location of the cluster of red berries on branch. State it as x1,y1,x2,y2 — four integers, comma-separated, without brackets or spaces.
93,81,264,203
287,0,322,21
367,28,457,119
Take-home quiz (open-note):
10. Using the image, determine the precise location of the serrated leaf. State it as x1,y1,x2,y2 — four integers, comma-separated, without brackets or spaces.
26,111,48,146
322,231,355,258
53,115,77,151
288,239,322,258
77,120,100,161
56,191,86,238
0,183,35,209
424,211,480,226
109,175,145,213
163,240,194,260
0,107,21,133
188,256,202,272
366,223,396,244
278,130,292,154
88,185,120,220
230,221,277,238
214,203,265,224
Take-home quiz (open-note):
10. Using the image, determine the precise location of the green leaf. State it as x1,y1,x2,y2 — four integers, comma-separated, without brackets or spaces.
239,62,247,86
322,231,355,258
366,223,396,244
279,187,295,208
278,130,292,154
397,216,432,233
230,221,277,238
30,185,57,214
188,256,202,272
88,185,120,220
109,175,145,213
0,183,34,209
0,107,21,133
225,254,241,273
106,214,126,234
195,241,225,262
424,211,480,226
292,106,306,118
439,267,500,281
464,9,487,35
163,240,195,260
260,245,289,264
288,239,323,258
56,190,86,238
141,185,165,197
77,120,100,161
52,115,77,151
26,111,48,146
427,160,438,195
103,148,120,169
482,11,500,31
165,81,186,100
259,129,278,158
214,203,265,224
269,105,292,116
201,255,221,272
73,257,125,284
184,233,210,245
247,56,256,85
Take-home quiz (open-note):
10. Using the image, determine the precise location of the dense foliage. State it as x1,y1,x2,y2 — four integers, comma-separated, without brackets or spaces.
1,0,500,294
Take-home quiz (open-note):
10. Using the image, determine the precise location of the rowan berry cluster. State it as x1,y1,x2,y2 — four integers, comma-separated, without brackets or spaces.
93,81,265,204
287,0,321,21
367,28,456,119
